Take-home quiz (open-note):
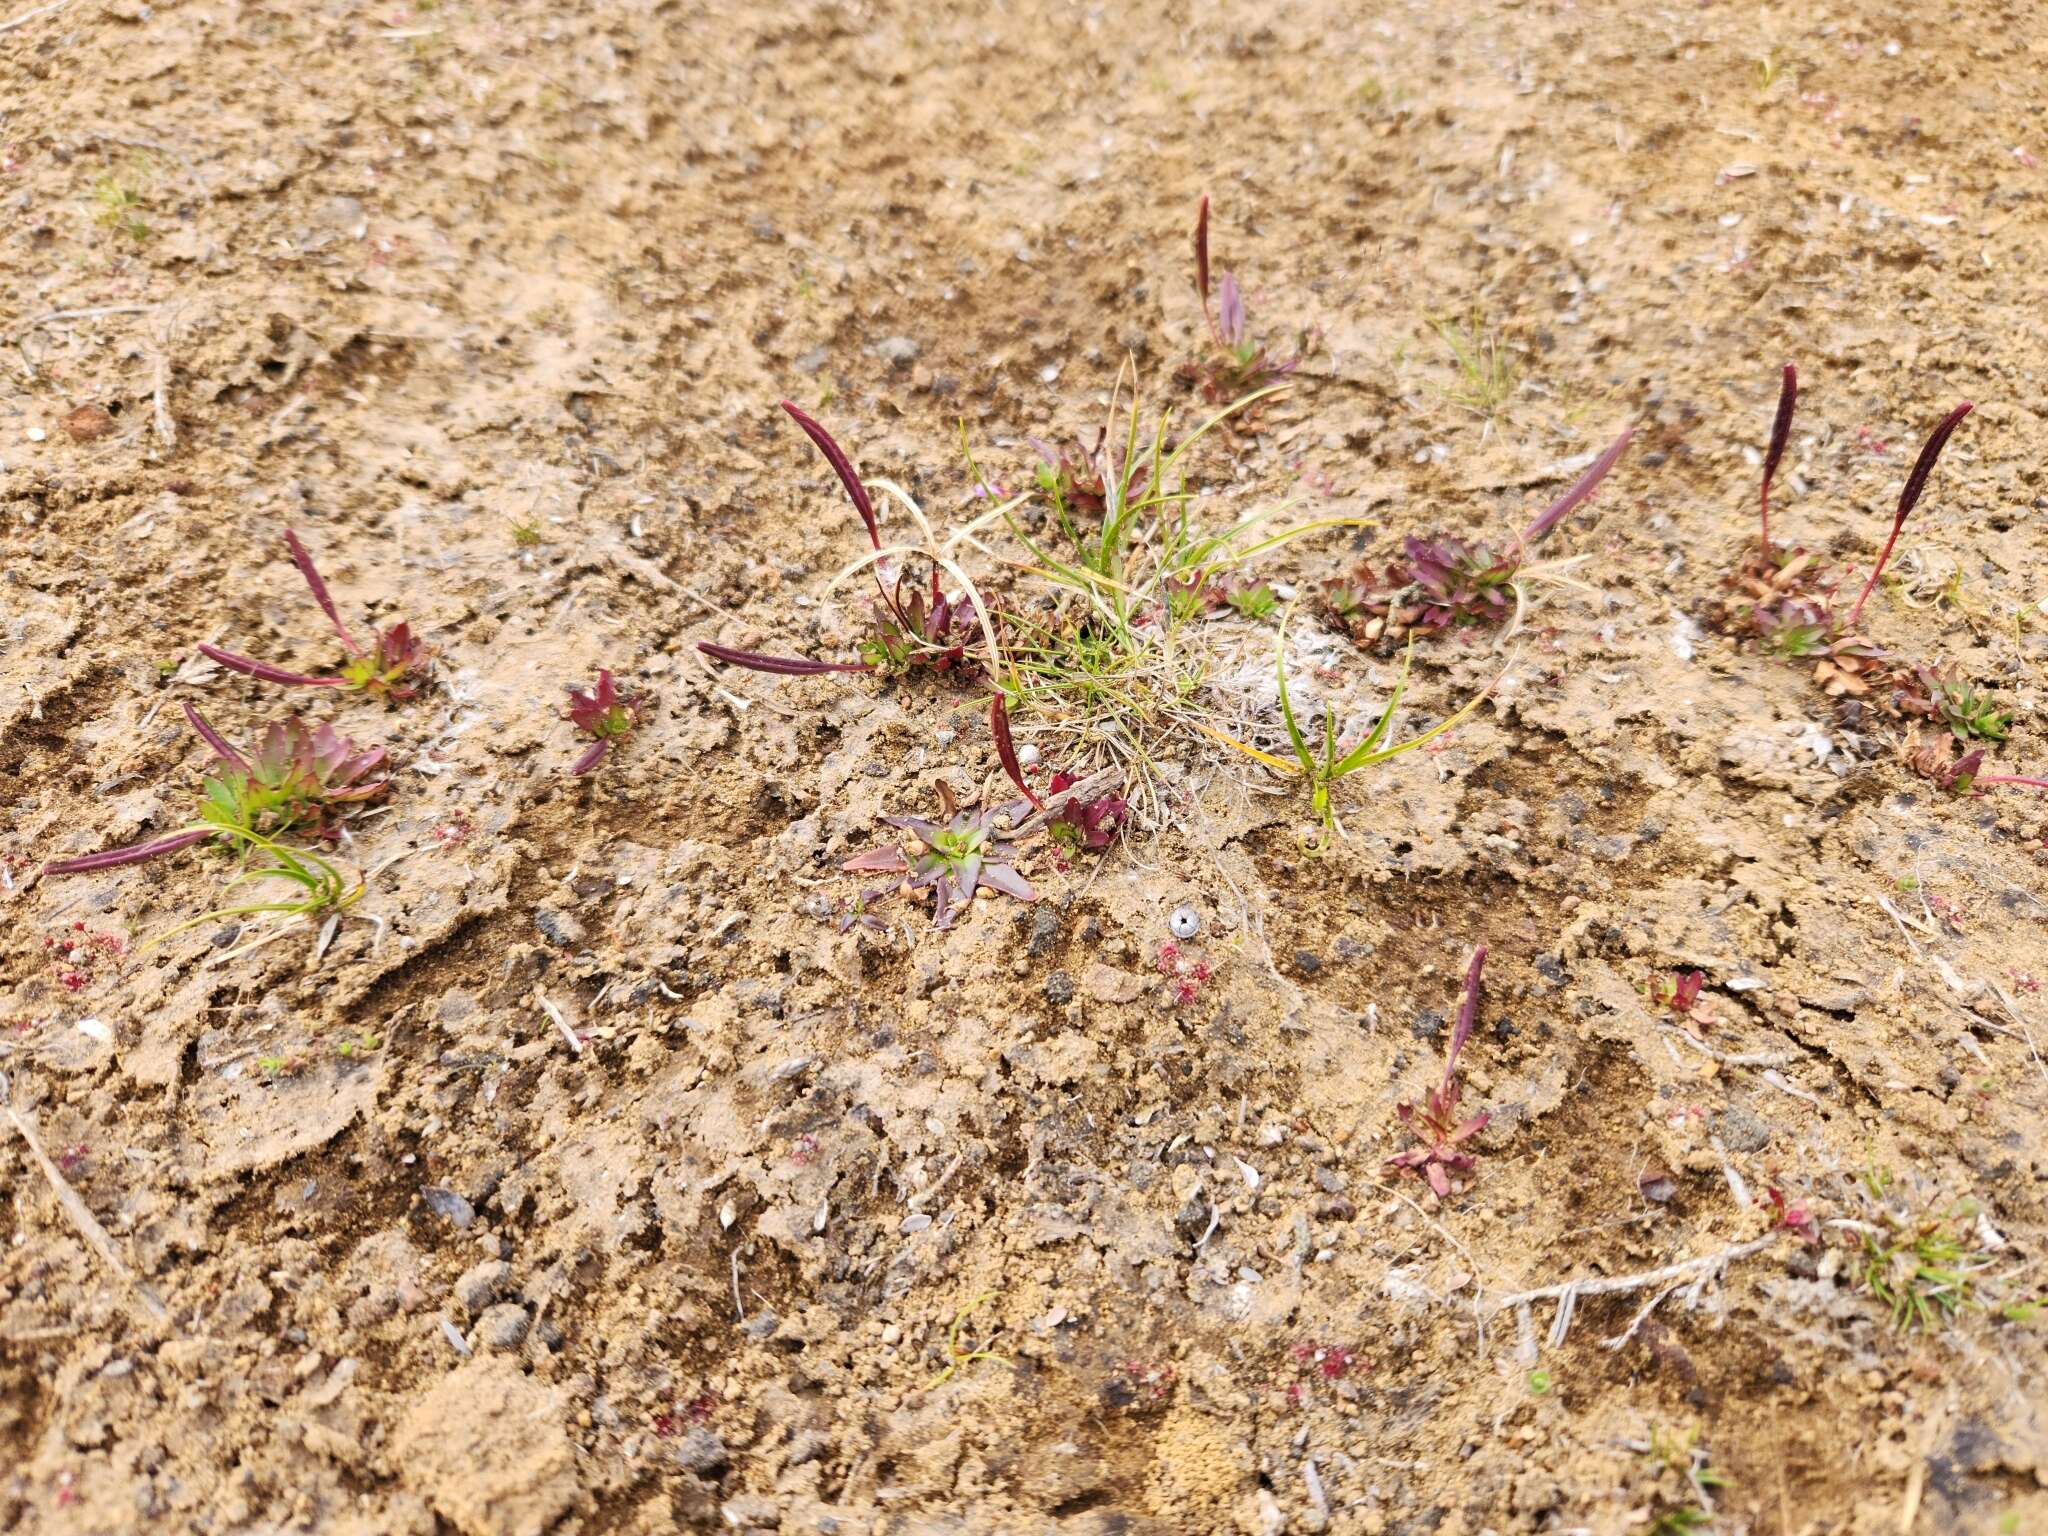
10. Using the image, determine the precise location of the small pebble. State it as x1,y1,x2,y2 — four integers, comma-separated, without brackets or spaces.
452,1259,511,1316
674,1427,728,1475
63,405,114,442
419,1185,475,1228
1168,905,1200,940
475,1303,530,1352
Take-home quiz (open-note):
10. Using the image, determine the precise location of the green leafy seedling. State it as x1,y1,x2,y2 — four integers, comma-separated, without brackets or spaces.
143,826,362,954
927,1293,1009,1388
1275,609,1484,851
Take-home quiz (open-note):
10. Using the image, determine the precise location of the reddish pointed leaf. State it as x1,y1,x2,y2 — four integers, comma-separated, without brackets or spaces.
989,694,1043,809
1444,945,1488,1074
696,641,871,675
1846,400,1973,630
45,828,211,876
1761,363,1797,553
1518,424,1636,548
780,401,879,549
181,701,251,772
196,643,344,688
843,847,910,873
284,528,364,656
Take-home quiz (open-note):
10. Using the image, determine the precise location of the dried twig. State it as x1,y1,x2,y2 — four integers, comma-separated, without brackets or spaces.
20,303,152,331
2,1070,168,1324
150,332,177,448
1491,1234,1776,1346
1603,1280,1684,1350
0,0,69,33
906,1151,965,1210
1657,1026,1794,1068
534,992,582,1055
1988,979,2048,1090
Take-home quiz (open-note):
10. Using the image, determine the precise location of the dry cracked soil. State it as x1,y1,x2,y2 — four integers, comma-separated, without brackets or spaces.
4,1,2048,1533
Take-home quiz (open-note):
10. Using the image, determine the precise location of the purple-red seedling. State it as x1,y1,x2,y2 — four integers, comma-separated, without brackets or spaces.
1760,364,1797,558
696,404,990,681
1648,968,1706,1015
1766,1187,1822,1246
861,571,986,677
565,670,642,775
1386,945,1491,1199
1714,373,1995,737
843,782,1035,930
1180,195,1303,404
1156,940,1213,1006
1908,741,2048,798
833,885,896,933
1319,426,1634,649
1288,1340,1363,1381
43,704,389,875
989,694,1044,811
1843,400,1973,633
1042,770,1129,856
199,529,430,699
695,643,872,676
1046,789,1130,856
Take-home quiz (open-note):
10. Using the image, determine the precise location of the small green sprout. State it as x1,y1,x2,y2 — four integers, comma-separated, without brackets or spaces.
927,1293,1009,1387
1274,610,1484,851
91,170,151,240
1429,307,1515,417
1855,1172,1991,1330
144,827,363,954
1225,582,1279,620
1913,664,2009,742
1648,1508,1711,1536
1527,1368,1553,1395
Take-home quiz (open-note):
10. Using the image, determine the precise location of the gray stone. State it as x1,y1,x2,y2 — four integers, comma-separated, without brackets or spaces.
475,1303,530,1352
453,1259,512,1316
1714,1104,1774,1154
533,908,585,947
674,1427,728,1476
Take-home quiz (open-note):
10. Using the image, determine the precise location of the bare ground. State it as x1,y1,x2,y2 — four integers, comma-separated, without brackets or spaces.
4,1,2048,1533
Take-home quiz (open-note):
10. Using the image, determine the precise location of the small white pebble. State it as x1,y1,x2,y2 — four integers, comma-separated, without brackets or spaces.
25,427,47,442
1168,905,1200,940
1017,744,1040,767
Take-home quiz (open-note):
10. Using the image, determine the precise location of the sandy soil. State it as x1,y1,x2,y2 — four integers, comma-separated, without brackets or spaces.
5,0,2048,1532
